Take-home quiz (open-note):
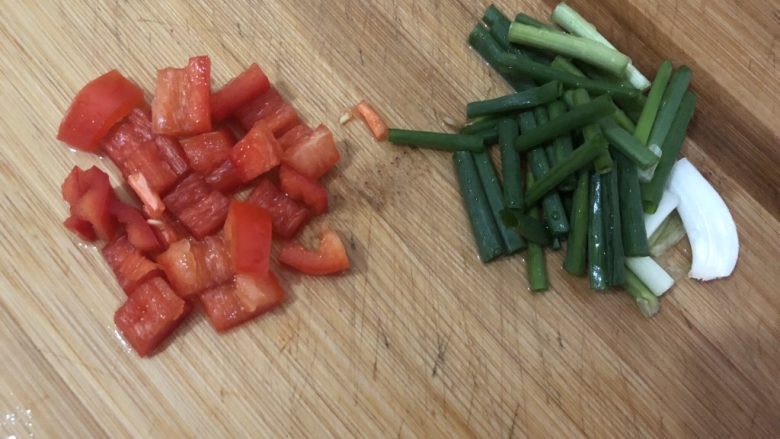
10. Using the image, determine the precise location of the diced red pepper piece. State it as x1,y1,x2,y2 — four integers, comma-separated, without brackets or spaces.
156,236,232,298
163,174,229,239
204,159,244,194
110,200,162,252
229,121,282,182
200,273,285,332
279,228,350,275
154,136,190,179
246,178,310,239
282,124,340,179
148,213,186,251
234,272,285,313
151,56,212,136
64,215,97,241
102,109,183,195
277,124,313,151
127,173,165,219
234,87,300,135
57,70,144,152
63,166,117,241
225,200,272,275
353,100,389,141
279,166,329,215
180,130,234,173
102,235,162,294
61,167,85,206
101,107,153,158
211,63,270,122
114,277,189,357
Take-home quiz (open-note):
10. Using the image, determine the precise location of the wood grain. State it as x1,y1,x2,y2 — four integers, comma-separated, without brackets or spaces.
1,1,778,438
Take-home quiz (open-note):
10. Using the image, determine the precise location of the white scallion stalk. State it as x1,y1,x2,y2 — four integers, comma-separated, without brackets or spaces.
626,257,674,296
644,190,680,237
668,158,739,281
551,3,651,90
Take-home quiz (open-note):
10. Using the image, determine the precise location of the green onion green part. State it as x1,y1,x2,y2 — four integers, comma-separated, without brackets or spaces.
469,25,537,91
634,60,673,145
553,57,636,132
460,115,501,135
514,13,560,31
641,91,697,213
588,173,607,291
526,173,549,292
466,80,562,118
599,118,660,170
519,111,570,237
497,52,640,100
571,89,613,173
500,208,552,246
551,56,585,76
389,129,485,152
498,118,523,209
602,167,626,287
615,151,650,257
525,134,608,207
468,126,499,146
547,100,577,190
484,5,552,65
515,94,617,152
563,171,590,276
453,151,505,262
473,151,527,254
646,66,692,151
612,109,637,133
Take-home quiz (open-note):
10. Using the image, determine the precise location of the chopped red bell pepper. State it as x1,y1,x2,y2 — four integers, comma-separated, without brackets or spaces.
110,200,162,252
225,200,272,275
57,70,144,152
180,130,235,173
200,273,285,332
147,213,186,251
210,63,270,122
127,173,165,219
151,56,212,136
234,272,285,313
62,166,118,241
101,107,153,156
229,121,282,182
279,227,350,275
246,178,310,239
102,235,162,294
204,159,244,194
154,136,190,179
282,124,340,179
114,277,189,357
234,87,300,135
64,215,97,241
163,174,230,239
277,124,313,150
156,236,233,298
102,109,182,195
279,166,328,215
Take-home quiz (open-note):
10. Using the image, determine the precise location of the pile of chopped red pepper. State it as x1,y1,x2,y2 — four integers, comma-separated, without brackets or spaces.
57,56,350,357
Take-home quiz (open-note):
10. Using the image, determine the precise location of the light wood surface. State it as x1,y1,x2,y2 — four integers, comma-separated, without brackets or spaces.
1,1,778,437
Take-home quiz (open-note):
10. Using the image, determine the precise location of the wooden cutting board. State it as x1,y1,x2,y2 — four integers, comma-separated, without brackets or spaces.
1,1,778,437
